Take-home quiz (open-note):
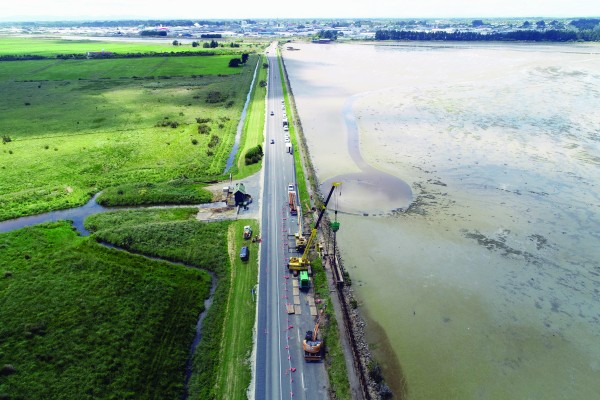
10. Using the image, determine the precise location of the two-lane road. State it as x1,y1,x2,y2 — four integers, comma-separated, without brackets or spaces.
255,43,328,400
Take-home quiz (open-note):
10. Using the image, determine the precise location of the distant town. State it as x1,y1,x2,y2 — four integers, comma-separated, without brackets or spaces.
1,17,599,41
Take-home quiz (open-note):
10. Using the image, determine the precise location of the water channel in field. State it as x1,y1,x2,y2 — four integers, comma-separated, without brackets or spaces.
283,41,600,400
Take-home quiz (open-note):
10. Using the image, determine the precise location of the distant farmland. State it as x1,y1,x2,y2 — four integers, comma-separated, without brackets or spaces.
0,46,259,221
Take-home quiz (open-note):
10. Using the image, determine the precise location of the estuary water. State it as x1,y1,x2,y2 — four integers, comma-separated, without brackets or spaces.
283,42,600,399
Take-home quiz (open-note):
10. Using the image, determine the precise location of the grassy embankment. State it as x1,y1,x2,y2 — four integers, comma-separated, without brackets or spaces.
0,41,259,221
84,210,260,399
233,54,268,178
0,220,211,399
278,49,351,399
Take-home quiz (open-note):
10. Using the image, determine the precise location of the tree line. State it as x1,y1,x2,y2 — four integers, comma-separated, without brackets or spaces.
374,29,595,42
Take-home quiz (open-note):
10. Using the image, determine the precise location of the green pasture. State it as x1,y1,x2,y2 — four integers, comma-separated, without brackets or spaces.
0,55,259,221
0,221,211,399
85,210,259,399
0,36,258,57
0,55,239,81
96,180,213,206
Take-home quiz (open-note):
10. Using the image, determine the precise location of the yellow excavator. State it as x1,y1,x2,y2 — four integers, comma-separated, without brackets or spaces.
303,307,325,361
287,182,341,272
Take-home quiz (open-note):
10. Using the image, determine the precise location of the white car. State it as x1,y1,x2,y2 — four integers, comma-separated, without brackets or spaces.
288,183,295,192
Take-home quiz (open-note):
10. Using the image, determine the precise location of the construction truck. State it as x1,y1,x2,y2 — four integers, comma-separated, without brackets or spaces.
243,225,252,240
288,191,298,216
288,182,341,271
303,308,325,361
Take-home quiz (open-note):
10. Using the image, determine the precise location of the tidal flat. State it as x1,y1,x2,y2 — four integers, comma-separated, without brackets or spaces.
283,42,600,399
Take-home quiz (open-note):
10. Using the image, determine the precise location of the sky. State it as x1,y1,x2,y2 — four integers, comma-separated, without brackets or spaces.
2,0,599,21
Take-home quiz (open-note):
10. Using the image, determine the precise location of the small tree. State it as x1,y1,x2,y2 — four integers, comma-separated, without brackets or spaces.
192,41,199,47
228,58,242,68
262,62,268,69
172,40,179,46
241,53,249,63
210,40,219,48
202,42,210,48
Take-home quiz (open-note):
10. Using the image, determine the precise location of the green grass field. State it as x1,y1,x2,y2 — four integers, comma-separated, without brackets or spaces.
96,179,214,206
0,56,240,81
1,37,266,399
85,210,259,399
0,37,260,57
0,221,211,399
0,53,259,221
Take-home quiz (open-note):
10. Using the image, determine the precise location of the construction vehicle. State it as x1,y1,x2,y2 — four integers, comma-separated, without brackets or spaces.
288,182,341,271
303,307,325,361
294,213,307,251
299,270,310,291
288,191,298,216
243,225,252,240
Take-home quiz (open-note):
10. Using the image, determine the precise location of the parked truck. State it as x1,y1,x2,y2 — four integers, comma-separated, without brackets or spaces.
288,191,298,215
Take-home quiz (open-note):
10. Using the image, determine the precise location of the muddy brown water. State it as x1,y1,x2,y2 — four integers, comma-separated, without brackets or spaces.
284,42,600,400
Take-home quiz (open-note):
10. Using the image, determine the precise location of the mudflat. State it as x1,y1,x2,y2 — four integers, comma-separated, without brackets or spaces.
284,42,600,399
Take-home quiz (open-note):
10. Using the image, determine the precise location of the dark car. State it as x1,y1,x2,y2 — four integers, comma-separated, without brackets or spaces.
240,246,249,261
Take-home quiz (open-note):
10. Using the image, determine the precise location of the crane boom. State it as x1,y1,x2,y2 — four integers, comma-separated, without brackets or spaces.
288,182,341,271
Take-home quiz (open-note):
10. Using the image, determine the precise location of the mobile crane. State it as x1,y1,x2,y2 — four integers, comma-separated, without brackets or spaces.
303,307,326,361
287,182,341,272
294,213,307,252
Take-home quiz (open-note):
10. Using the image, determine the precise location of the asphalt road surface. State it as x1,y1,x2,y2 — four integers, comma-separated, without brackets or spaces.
255,43,328,400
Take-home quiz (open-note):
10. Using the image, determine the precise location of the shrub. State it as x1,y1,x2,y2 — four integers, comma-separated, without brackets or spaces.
244,144,263,165
2,135,11,144
196,117,211,123
208,135,220,148
198,124,211,134
206,91,227,103
191,138,198,145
